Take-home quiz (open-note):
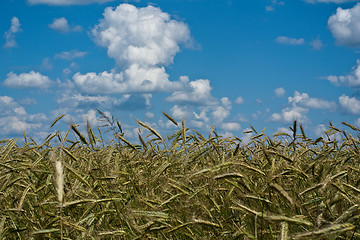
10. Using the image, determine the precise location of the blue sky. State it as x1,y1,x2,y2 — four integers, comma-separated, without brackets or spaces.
1,0,360,142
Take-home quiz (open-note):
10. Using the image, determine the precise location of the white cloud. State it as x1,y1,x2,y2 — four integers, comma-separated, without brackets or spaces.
211,98,232,123
221,97,231,109
29,0,114,5
0,116,40,135
221,122,241,131
328,3,360,47
166,78,217,105
82,109,99,127
326,60,360,87
310,36,323,50
194,109,210,122
170,105,189,120
49,17,82,33
266,0,284,11
4,17,22,49
0,96,45,136
274,87,285,97
271,91,335,123
235,96,244,104
92,4,190,67
339,94,360,114
74,4,192,95
271,106,309,123
4,71,52,89
276,36,304,45
74,65,181,94
288,91,336,109
145,112,155,119
55,50,88,60
41,57,53,70
57,91,151,112
212,106,230,123
49,17,70,32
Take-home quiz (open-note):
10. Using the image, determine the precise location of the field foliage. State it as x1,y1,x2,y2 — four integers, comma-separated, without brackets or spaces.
0,113,359,239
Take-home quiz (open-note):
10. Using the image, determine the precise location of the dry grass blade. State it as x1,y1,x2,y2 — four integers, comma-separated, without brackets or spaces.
341,121,358,131
270,183,295,207
117,134,136,150
294,223,355,239
264,215,312,226
50,114,65,128
163,112,178,126
280,222,289,240
213,172,244,180
70,124,88,145
133,211,169,219
137,120,163,140
98,230,126,236
192,219,221,228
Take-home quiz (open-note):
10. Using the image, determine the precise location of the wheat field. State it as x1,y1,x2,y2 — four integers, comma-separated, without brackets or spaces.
0,112,359,239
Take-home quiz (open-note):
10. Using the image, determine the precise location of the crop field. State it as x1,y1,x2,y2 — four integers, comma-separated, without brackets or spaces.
0,113,359,239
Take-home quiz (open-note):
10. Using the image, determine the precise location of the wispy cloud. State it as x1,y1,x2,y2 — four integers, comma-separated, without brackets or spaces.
276,36,304,45
310,36,323,50
266,0,284,12
3,17,22,49
55,50,88,60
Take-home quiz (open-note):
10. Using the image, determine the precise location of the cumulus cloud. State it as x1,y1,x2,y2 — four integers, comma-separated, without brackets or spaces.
3,71,52,89
0,96,45,136
211,97,233,123
326,60,360,87
74,4,192,95
271,106,308,123
328,4,360,47
276,36,304,45
271,91,335,123
274,87,286,97
288,91,336,109
49,17,82,33
29,0,114,5
166,77,217,105
170,105,189,120
57,92,150,111
55,50,87,60
92,4,190,67
4,17,22,49
339,94,360,114
74,65,180,94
